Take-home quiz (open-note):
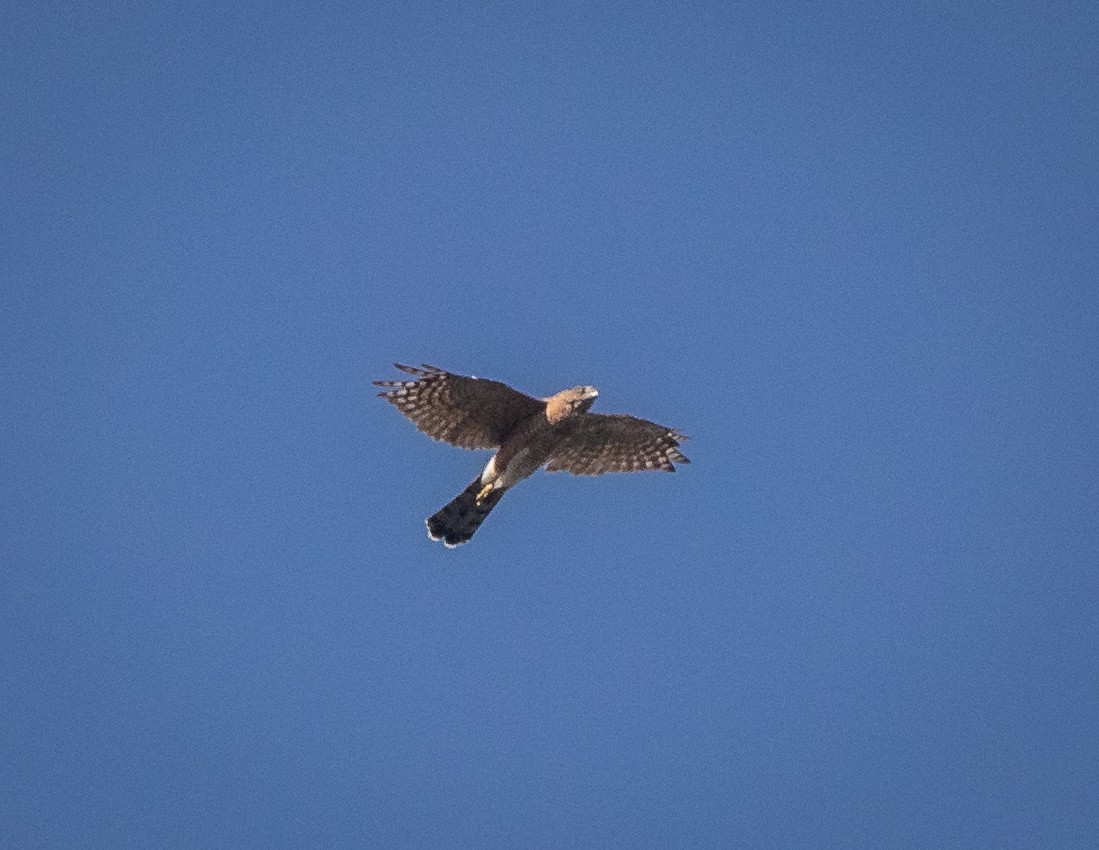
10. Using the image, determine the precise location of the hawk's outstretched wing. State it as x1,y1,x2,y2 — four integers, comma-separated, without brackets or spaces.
374,364,543,449
544,413,690,475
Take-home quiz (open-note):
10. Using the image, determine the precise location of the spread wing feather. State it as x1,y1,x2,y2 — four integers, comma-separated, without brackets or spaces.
544,413,690,475
374,364,543,449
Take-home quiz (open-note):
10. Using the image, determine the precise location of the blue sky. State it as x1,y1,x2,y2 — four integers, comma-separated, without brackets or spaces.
3,1,1098,846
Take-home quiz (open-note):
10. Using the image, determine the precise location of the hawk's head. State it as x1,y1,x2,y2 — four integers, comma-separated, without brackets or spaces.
546,386,598,423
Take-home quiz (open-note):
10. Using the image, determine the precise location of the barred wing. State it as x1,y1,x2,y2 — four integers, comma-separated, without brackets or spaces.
545,413,690,475
374,364,544,449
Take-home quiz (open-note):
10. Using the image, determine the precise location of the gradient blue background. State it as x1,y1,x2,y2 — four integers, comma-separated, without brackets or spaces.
3,2,1098,847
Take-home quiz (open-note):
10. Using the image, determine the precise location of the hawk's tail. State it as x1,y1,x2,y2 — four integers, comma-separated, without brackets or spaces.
426,476,505,548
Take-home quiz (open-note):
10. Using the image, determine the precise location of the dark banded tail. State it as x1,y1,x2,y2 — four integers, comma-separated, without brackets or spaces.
426,476,505,547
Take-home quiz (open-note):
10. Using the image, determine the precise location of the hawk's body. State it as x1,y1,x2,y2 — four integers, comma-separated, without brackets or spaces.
374,364,689,546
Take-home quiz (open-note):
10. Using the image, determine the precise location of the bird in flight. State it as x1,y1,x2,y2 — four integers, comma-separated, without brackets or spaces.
374,364,689,547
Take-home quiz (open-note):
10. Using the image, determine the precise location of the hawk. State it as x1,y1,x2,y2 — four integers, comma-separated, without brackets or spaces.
374,363,690,547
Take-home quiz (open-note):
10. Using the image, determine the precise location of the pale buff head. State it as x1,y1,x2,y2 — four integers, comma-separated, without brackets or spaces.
545,385,598,423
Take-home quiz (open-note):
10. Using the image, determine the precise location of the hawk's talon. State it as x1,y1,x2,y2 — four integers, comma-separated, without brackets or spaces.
476,483,494,505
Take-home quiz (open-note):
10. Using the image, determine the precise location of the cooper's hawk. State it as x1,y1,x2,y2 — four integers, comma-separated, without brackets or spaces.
375,363,690,547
